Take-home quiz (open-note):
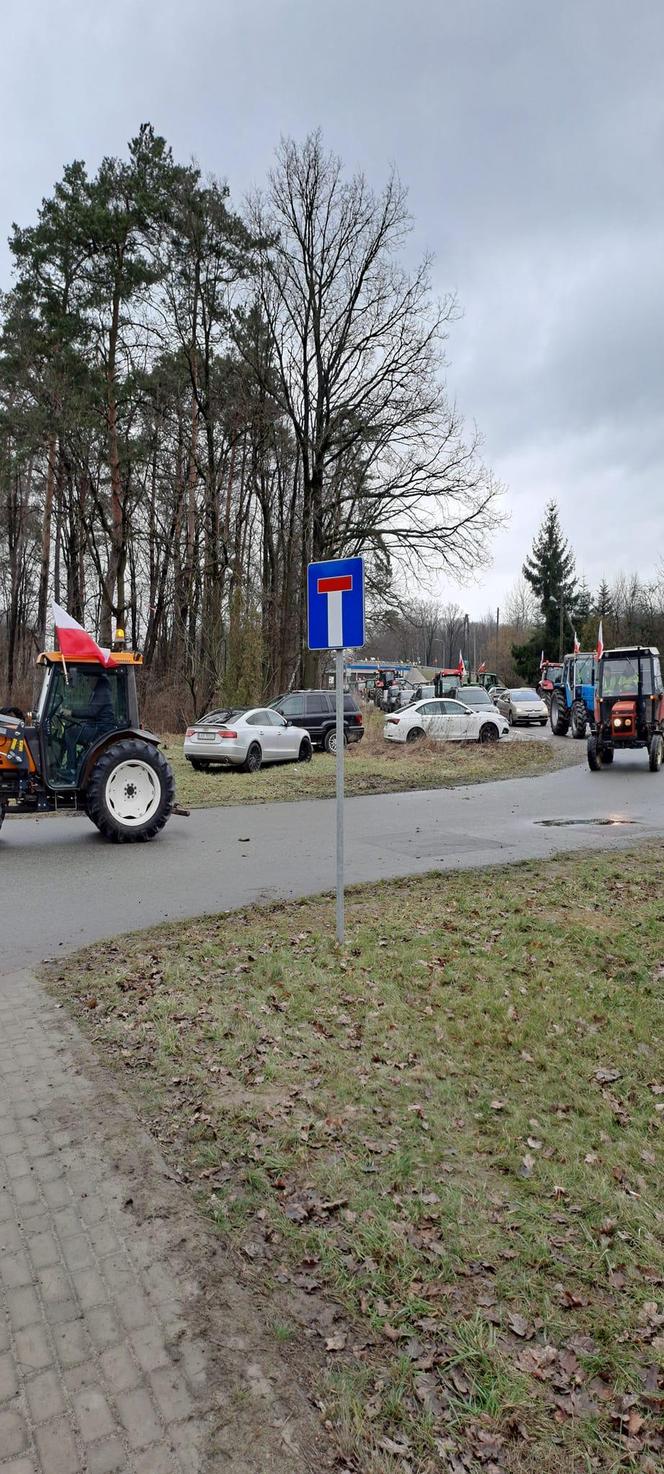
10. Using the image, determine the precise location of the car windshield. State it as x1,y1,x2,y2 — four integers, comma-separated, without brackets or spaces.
197,708,245,725
462,689,491,705
600,656,654,696
511,689,539,702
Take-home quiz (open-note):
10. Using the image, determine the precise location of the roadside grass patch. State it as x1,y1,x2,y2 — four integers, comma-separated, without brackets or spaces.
165,709,581,807
49,848,664,1473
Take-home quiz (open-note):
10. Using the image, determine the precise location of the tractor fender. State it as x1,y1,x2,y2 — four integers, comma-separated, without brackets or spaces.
79,728,161,788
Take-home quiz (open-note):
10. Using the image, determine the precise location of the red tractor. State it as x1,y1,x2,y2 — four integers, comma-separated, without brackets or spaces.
588,646,664,772
537,659,564,709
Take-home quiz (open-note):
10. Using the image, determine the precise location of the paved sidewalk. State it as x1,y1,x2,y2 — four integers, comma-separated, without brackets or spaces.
0,971,322,1473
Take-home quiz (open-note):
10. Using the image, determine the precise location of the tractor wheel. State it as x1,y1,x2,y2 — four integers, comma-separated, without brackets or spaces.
406,726,425,743
570,702,587,739
587,735,602,771
0,802,5,834
85,739,174,843
601,746,614,765
242,742,262,774
189,758,212,772
298,738,313,763
550,694,570,736
648,733,663,772
479,722,499,744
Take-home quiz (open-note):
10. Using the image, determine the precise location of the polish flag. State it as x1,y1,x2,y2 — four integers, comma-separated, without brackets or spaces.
478,661,486,674
457,651,466,678
596,621,604,661
539,650,545,669
52,603,116,667
573,629,580,654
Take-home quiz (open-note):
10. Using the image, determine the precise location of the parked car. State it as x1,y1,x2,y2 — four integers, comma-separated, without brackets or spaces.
384,697,509,745
451,685,502,713
495,687,549,726
269,690,364,753
184,707,312,772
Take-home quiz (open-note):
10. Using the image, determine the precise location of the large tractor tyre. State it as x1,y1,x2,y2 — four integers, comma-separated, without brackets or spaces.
550,694,570,737
189,758,212,772
298,738,313,763
0,802,5,834
648,733,663,772
479,722,499,744
85,740,174,843
242,743,262,774
324,727,347,754
587,735,602,772
406,726,425,743
570,702,588,739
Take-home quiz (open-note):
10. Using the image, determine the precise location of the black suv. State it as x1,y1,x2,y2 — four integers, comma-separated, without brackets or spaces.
269,690,364,753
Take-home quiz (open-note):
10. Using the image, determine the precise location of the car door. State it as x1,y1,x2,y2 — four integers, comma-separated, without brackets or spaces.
418,699,450,740
266,709,296,760
443,699,474,740
245,709,274,758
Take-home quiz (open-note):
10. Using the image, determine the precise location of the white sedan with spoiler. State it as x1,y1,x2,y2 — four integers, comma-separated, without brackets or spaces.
184,707,312,773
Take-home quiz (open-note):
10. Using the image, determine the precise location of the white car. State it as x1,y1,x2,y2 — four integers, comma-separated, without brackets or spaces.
184,707,313,772
384,697,509,745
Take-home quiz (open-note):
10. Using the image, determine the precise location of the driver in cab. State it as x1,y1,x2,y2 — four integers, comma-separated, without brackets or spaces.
62,672,117,775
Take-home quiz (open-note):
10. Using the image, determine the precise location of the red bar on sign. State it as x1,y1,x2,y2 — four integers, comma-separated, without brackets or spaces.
317,575,353,594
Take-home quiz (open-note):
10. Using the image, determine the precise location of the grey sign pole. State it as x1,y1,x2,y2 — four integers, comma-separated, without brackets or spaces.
335,646,345,944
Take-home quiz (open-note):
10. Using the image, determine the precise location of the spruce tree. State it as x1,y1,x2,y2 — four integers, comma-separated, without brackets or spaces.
522,501,577,656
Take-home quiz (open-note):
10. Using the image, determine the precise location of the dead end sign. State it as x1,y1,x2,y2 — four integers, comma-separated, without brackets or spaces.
307,557,365,650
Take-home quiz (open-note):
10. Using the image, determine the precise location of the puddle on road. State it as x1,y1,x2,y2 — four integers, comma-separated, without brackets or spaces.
536,818,638,828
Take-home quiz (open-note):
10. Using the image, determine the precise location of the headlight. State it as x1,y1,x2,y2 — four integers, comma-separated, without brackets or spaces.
613,718,622,728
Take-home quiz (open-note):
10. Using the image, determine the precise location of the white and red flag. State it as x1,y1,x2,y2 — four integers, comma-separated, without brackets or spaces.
52,603,116,667
540,650,545,669
457,651,466,678
478,661,486,674
573,629,580,654
596,621,604,661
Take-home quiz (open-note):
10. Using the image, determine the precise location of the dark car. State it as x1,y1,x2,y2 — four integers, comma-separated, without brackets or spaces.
269,690,364,753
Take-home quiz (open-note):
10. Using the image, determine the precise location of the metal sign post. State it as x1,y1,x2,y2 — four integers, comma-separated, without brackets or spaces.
307,557,365,946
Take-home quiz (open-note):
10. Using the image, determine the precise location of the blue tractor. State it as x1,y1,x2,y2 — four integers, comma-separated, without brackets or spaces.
550,652,596,738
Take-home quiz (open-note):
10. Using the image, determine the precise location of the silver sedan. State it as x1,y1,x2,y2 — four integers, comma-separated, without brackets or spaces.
184,707,313,772
495,688,549,726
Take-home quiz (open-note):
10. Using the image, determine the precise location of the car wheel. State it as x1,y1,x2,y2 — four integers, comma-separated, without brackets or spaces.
85,739,174,843
242,742,262,774
648,734,662,771
298,738,313,763
479,723,499,744
406,726,424,743
507,710,513,725
189,758,212,772
324,728,347,754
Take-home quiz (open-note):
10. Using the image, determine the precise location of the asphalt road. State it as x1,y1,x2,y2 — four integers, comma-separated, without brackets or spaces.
2,748,663,973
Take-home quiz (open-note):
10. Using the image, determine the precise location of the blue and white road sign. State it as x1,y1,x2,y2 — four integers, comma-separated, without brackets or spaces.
307,557,365,650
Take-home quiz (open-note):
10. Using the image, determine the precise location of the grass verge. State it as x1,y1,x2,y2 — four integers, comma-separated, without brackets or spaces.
48,848,663,1474
165,710,582,808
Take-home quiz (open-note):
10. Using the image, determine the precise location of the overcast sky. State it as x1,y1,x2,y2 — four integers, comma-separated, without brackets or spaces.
2,0,662,617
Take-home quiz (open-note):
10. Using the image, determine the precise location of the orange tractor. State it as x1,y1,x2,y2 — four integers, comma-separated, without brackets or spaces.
588,646,664,772
1,646,174,841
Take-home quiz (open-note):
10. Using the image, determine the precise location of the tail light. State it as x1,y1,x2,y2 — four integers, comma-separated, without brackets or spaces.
353,712,362,725
217,729,237,739
386,717,400,725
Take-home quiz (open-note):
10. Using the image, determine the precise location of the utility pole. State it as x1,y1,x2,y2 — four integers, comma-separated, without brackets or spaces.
495,606,500,670
463,613,469,673
559,593,564,661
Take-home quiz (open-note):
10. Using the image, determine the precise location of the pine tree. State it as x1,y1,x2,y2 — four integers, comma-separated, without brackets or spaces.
594,578,613,617
523,501,577,656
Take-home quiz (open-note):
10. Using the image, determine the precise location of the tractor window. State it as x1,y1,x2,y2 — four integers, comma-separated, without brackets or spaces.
600,656,653,696
575,655,594,685
41,665,127,788
653,657,663,692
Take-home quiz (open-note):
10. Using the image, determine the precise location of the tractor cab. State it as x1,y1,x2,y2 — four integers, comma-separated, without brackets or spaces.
550,652,596,739
588,646,664,771
538,660,564,705
34,654,139,790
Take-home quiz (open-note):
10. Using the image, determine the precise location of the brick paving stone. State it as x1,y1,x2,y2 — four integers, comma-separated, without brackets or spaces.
0,966,323,1474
